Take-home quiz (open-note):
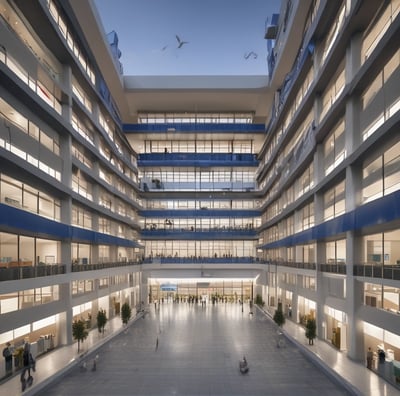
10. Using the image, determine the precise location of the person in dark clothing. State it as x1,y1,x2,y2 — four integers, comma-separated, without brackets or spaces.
23,343,32,376
20,342,35,390
21,342,36,379
2,342,13,375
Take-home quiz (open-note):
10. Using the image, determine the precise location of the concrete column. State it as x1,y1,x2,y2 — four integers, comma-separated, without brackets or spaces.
292,274,299,322
346,231,364,361
92,101,100,132
314,191,324,225
140,270,148,306
92,160,100,204
345,32,362,156
344,31,364,361
346,163,362,213
61,239,72,273
61,64,73,112
91,244,99,265
109,245,118,262
316,241,326,339
91,298,99,325
57,284,73,345
313,143,325,186
60,64,73,270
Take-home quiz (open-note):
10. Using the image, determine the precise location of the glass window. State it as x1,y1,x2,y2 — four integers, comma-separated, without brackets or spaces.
363,233,383,264
1,176,22,208
19,236,35,264
321,3,346,64
326,239,346,264
0,232,18,263
383,229,400,265
324,120,345,175
383,285,400,313
361,0,400,62
361,50,400,140
324,180,346,220
364,283,382,308
384,141,400,195
363,156,383,203
36,238,60,265
72,243,91,264
320,65,345,121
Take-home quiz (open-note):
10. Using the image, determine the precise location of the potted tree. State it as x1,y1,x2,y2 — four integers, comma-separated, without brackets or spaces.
72,319,88,353
121,302,132,325
305,317,317,345
255,294,265,307
97,309,107,334
273,302,285,327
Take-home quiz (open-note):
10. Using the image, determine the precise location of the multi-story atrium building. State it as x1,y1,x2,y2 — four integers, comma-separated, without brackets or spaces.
0,0,399,386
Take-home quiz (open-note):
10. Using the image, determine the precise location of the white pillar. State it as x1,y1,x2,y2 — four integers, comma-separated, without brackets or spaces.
345,231,364,361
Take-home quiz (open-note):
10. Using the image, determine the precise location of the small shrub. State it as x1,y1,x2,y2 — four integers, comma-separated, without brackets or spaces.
255,294,265,307
305,318,317,345
72,319,88,352
97,309,107,334
273,302,285,327
121,302,132,325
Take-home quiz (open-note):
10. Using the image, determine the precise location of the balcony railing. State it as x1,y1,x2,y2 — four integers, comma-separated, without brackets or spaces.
71,260,142,272
0,264,66,281
267,260,316,270
140,228,258,239
142,256,262,265
354,264,400,280
0,260,144,280
319,263,347,274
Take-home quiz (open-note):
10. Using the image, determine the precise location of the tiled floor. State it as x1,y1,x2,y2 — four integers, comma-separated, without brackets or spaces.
1,302,399,396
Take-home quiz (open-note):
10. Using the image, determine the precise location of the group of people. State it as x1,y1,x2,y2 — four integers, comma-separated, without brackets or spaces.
366,346,386,369
2,341,36,390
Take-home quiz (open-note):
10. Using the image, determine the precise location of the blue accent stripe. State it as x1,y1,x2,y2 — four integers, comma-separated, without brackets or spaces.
140,209,261,217
138,153,258,167
123,123,265,133
0,204,139,247
140,230,257,239
260,190,400,249
138,160,258,167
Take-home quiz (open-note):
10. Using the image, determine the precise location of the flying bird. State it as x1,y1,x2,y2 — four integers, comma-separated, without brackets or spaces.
161,45,168,51
176,35,189,49
244,51,258,60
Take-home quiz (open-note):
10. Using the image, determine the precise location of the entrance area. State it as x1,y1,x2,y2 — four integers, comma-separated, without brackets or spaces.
149,278,253,304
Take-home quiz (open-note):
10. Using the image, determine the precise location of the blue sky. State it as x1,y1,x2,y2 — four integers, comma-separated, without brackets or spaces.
94,0,281,76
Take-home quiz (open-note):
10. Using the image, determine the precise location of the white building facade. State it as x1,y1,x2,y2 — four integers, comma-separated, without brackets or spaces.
0,0,399,386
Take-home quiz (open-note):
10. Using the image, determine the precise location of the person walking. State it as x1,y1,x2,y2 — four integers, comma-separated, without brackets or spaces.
21,343,35,391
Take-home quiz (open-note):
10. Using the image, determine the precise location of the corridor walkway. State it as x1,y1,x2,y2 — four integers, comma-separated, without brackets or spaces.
1,302,399,395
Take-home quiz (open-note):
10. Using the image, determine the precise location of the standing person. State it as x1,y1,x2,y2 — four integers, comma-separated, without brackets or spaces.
2,342,13,375
366,347,373,369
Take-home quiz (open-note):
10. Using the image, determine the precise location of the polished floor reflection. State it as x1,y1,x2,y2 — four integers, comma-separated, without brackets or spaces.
40,302,348,396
